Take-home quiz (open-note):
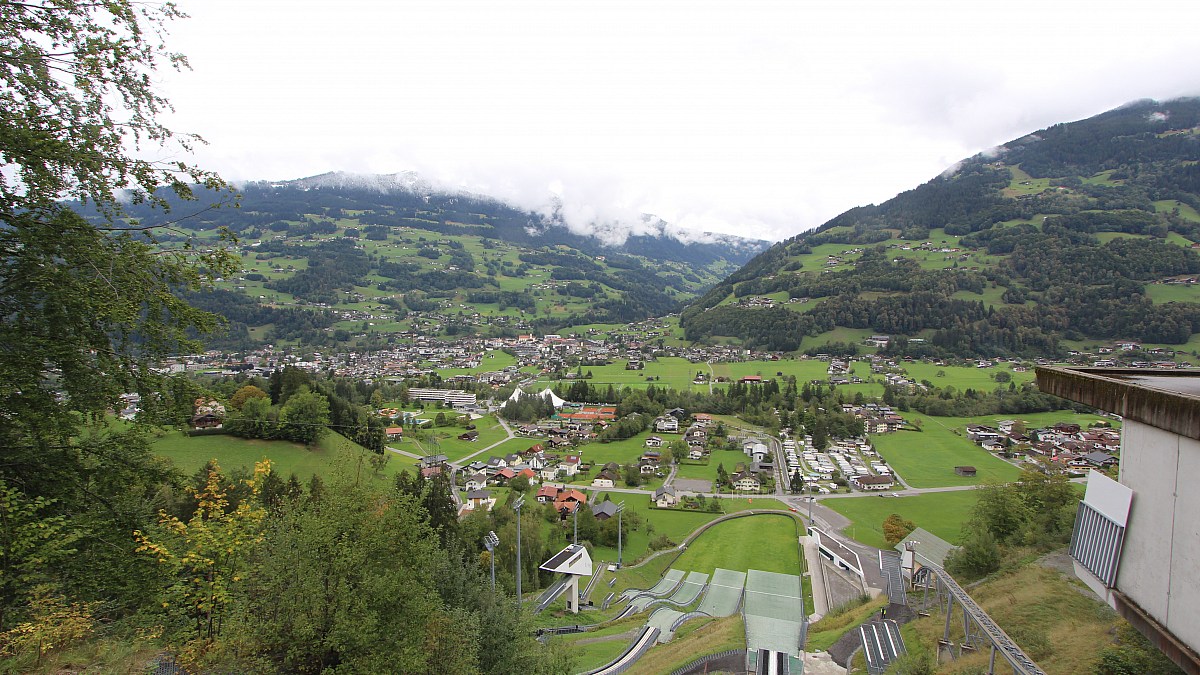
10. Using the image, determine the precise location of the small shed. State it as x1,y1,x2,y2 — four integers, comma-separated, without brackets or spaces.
954,465,977,477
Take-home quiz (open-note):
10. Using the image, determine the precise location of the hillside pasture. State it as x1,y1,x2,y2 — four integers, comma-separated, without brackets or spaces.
153,429,397,482
1145,282,1200,304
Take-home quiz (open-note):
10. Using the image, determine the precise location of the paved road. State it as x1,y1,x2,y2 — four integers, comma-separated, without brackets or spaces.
456,416,517,465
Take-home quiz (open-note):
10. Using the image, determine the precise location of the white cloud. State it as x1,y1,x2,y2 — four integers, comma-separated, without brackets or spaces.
155,0,1200,242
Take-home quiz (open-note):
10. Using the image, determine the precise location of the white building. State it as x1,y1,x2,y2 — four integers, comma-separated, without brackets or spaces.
1038,366,1200,673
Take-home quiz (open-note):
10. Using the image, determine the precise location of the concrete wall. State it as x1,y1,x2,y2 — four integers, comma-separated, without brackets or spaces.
1118,421,1200,652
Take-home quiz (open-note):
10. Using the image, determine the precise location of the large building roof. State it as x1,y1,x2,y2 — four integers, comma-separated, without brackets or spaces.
1036,366,1200,440
895,527,957,568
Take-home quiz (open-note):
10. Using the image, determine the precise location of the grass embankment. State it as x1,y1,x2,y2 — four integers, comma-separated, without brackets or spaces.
152,429,396,481
552,613,648,672
823,490,979,549
624,615,745,675
805,594,888,651
672,513,802,575
901,558,1128,674
585,494,792,565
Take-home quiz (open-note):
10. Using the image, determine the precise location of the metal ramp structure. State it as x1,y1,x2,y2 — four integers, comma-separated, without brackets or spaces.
860,619,905,675
637,571,708,612
535,577,570,612
880,550,906,606
576,626,661,675
743,570,807,673
912,565,1047,675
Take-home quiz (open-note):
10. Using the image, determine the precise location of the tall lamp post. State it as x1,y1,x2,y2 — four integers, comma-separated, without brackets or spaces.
573,501,579,544
513,495,525,606
615,501,626,568
807,478,813,524
483,530,499,592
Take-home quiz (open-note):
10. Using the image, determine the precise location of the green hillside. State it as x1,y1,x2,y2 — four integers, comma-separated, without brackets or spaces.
681,98,1200,357
95,175,768,349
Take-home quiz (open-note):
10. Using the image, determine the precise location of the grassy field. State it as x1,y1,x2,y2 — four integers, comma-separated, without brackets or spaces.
404,414,510,463
586,496,794,565
871,413,1023,488
536,357,703,391
822,490,979,549
672,513,802,575
901,560,1128,674
899,362,1035,389
1146,282,1200,304
573,431,663,471
671,447,750,487
152,430,398,482
624,615,744,675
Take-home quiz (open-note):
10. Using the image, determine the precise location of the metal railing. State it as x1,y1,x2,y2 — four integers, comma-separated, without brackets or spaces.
913,565,1046,675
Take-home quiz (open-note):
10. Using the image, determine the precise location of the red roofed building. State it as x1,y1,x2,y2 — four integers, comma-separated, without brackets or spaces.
556,406,618,422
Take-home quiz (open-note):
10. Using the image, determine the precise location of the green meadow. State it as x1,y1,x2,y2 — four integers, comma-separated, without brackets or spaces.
671,513,802,575
823,490,981,549
870,414,1022,488
152,429,399,482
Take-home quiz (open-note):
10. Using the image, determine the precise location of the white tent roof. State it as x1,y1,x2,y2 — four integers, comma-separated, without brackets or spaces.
539,388,567,409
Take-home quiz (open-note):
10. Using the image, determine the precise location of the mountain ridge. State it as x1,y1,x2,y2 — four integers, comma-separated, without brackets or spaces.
680,97,1200,356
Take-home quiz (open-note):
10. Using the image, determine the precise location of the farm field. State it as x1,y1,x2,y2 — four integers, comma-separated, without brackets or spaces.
899,362,1034,390
712,359,839,383
671,513,802,575
535,357,702,391
431,349,518,376
1146,283,1200,304
871,413,1022,488
822,490,980,550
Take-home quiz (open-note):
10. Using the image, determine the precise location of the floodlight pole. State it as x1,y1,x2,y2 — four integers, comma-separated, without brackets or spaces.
514,496,526,606
573,503,579,545
616,502,626,567
484,531,499,592
807,479,813,523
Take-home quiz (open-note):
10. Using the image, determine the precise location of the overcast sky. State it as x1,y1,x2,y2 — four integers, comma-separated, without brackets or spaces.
157,0,1200,243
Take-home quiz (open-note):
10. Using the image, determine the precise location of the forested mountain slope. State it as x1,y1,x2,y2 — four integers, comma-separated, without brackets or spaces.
90,175,768,348
681,98,1200,356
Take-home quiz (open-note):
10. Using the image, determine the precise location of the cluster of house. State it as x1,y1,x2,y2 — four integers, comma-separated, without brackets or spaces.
460,445,584,510
652,411,716,459
966,420,1121,470
192,398,227,429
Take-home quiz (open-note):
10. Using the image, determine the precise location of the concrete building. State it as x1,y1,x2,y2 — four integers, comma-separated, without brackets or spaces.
1037,366,1200,674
